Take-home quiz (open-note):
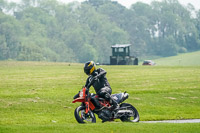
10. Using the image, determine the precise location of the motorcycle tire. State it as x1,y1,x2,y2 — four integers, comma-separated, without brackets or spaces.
74,106,96,123
119,103,140,122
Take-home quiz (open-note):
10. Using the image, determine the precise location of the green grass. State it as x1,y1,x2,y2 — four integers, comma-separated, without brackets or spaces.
153,51,200,66
1,123,200,133
0,61,200,132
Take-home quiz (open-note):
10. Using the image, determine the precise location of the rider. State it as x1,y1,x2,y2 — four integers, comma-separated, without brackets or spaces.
84,61,118,109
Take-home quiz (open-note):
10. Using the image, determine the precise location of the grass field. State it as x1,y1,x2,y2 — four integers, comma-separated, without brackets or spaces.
153,51,200,66
0,61,200,132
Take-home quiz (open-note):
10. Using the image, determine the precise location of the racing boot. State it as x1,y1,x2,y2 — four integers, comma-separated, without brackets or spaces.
109,96,119,110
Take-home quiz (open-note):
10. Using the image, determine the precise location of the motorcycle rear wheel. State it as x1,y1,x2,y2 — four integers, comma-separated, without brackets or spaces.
119,103,140,122
74,106,96,123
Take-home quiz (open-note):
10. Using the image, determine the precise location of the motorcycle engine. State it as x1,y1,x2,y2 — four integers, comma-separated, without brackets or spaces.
98,109,111,122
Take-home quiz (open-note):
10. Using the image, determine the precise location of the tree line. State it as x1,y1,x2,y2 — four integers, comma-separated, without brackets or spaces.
0,0,200,63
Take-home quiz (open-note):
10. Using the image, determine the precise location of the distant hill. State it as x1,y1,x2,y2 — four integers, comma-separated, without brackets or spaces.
153,51,200,66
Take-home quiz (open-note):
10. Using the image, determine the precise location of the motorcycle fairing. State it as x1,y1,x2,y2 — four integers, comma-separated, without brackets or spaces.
89,101,95,110
72,97,85,103
72,97,95,111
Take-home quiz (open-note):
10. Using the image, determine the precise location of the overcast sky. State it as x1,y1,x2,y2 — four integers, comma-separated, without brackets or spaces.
7,0,200,10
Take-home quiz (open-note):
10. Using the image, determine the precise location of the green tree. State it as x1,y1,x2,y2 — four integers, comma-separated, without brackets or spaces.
0,35,9,60
0,12,22,60
1,0,200,62
0,0,6,11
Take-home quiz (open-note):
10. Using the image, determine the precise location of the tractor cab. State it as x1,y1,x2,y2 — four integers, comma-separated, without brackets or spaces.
110,44,138,65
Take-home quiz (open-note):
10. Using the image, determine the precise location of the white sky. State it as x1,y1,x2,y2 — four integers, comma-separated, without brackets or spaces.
7,0,200,10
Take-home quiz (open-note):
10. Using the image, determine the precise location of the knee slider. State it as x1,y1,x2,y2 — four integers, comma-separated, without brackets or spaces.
104,93,111,101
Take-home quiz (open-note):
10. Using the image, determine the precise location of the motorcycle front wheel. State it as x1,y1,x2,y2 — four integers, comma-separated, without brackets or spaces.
119,103,140,122
74,106,96,123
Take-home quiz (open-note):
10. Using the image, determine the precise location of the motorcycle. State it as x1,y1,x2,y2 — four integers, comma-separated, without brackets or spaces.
72,77,140,123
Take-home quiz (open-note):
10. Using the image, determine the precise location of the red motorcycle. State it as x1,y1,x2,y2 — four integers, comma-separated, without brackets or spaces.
72,78,139,123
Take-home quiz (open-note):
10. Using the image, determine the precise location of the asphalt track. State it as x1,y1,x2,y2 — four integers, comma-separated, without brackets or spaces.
141,119,200,123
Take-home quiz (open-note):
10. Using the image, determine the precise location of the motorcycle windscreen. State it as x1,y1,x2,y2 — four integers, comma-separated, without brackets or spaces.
111,92,129,104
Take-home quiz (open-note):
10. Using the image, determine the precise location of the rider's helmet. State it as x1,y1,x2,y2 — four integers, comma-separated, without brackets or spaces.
84,61,96,75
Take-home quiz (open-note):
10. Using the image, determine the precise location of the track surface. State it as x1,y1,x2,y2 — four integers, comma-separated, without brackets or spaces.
141,119,200,123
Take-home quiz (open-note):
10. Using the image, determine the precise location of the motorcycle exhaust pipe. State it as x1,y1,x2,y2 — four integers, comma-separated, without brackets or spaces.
115,110,133,117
